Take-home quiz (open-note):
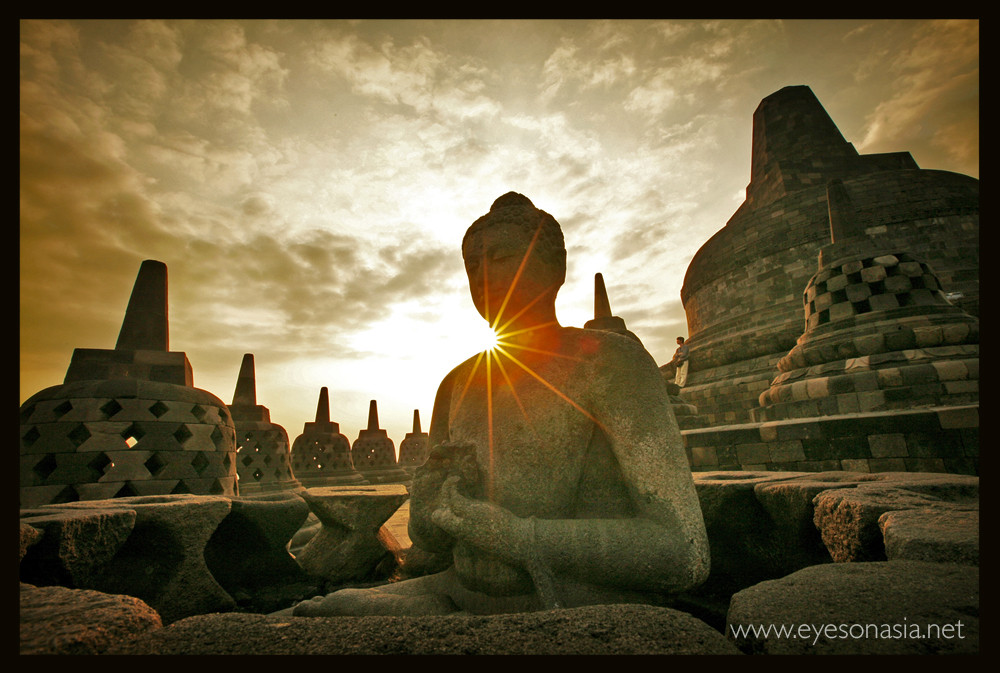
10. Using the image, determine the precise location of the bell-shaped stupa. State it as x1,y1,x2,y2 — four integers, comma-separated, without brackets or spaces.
289,387,366,487
752,179,979,422
228,354,302,494
397,409,430,473
583,272,700,428
351,400,410,484
19,260,238,507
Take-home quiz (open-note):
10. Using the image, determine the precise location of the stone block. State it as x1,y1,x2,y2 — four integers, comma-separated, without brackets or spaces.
879,508,978,565
828,302,856,322
869,293,900,311
296,485,409,585
20,583,162,655
20,507,137,588
726,562,978,654
736,443,770,465
860,266,887,283
689,446,718,467
912,326,944,348
868,433,908,458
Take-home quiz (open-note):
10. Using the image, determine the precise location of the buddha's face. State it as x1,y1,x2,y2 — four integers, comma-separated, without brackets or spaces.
463,222,562,326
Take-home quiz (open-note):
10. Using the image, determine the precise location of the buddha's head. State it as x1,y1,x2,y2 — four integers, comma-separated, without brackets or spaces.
462,193,566,326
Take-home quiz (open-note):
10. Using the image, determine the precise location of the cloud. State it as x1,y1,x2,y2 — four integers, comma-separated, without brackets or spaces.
855,20,978,176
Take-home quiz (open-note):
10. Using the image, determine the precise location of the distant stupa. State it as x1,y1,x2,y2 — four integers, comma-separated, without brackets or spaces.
289,387,366,487
397,409,430,473
583,272,643,344
19,260,238,507
227,354,302,494
351,400,410,484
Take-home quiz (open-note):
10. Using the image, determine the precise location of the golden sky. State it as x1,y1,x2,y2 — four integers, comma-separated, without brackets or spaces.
19,19,979,447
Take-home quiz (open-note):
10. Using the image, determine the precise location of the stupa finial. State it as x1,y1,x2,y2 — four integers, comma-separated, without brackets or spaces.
115,259,169,351
315,387,331,423
232,353,257,406
594,273,612,319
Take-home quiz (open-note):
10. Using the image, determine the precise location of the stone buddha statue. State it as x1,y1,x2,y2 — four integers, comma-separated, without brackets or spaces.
293,193,709,616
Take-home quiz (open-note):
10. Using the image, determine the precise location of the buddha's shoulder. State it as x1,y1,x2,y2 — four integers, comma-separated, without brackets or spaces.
563,326,652,359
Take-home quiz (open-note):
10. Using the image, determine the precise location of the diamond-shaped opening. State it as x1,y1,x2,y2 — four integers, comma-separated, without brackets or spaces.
87,452,113,477
190,404,207,422
53,400,73,418
173,424,194,445
191,451,210,475
21,426,41,448
149,401,169,418
144,452,167,477
100,399,124,419
210,427,226,450
67,423,92,448
121,423,145,447
114,482,139,498
50,485,79,504
252,468,264,482
209,479,225,494
32,453,58,481
19,403,37,425
263,454,273,466
170,481,192,494
223,453,234,470
242,454,255,467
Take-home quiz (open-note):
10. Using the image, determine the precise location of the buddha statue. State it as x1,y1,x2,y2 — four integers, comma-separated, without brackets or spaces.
292,193,709,615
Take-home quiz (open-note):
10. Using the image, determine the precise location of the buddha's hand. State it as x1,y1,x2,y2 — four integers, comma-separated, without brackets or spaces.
430,474,531,566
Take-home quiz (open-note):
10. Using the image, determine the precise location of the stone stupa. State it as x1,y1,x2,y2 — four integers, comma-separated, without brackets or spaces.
227,353,302,494
397,409,430,474
351,400,410,485
19,260,238,507
752,179,979,423
583,272,700,428
289,387,366,487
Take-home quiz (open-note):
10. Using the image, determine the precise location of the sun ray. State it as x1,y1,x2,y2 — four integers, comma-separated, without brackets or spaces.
498,340,585,362
492,350,537,437
454,349,486,415
490,222,544,332
486,348,495,500
494,345,608,433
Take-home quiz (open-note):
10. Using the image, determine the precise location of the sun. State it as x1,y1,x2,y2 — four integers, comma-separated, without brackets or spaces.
475,319,499,352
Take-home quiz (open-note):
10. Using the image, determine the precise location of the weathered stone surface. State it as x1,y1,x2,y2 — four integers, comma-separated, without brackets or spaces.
879,507,979,565
727,561,978,654
688,471,810,595
20,583,162,655
204,491,314,612
20,522,42,563
19,506,136,588
812,474,978,562
108,604,740,655
295,485,409,584
35,494,235,623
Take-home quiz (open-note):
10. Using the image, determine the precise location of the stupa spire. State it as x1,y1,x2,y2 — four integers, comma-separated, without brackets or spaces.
315,387,331,424
367,400,380,431
115,259,169,351
594,273,612,319
232,353,257,406
411,409,422,434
